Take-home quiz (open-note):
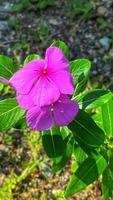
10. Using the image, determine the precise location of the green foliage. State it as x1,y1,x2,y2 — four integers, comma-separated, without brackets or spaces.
12,0,56,12
65,154,107,197
42,126,67,158
102,167,113,200
24,54,42,65
0,98,25,131
66,0,93,20
74,89,113,110
1,40,113,199
74,146,87,164
30,18,50,43
68,110,105,151
71,58,91,94
101,99,113,137
97,18,108,30
52,135,74,172
51,41,70,58
36,0,56,9
8,19,20,36
0,55,19,79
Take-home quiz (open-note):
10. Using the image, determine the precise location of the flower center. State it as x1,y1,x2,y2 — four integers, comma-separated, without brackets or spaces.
40,68,48,76
42,69,48,74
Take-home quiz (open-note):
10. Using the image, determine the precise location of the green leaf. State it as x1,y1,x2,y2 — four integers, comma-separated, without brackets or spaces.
71,59,91,94
65,154,107,197
101,99,113,137
60,126,70,139
68,110,105,150
102,167,113,200
0,98,25,131
14,116,27,129
52,136,73,172
51,41,70,58
74,89,113,110
42,127,66,158
0,55,19,79
74,146,87,164
92,109,103,130
37,0,56,9
24,54,42,65
108,149,113,173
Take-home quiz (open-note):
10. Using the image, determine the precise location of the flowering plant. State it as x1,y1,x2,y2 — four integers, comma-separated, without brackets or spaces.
0,41,113,199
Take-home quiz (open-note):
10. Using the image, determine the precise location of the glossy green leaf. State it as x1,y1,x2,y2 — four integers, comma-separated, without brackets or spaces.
68,110,105,150
92,110,103,130
71,59,91,94
74,146,87,164
15,116,27,129
0,55,19,79
24,54,42,65
0,98,25,131
108,149,113,173
65,154,107,197
74,89,113,110
102,167,113,200
42,127,66,158
52,136,73,172
60,126,70,139
101,99,113,137
51,41,70,58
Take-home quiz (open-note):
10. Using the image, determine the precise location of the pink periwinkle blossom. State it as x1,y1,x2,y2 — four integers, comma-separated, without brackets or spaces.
9,47,74,107
26,95,79,131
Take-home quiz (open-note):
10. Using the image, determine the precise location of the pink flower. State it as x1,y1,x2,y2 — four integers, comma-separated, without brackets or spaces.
26,95,79,131
9,47,74,107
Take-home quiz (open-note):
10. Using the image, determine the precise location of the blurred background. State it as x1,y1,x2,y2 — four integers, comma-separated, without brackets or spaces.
0,0,113,88
0,0,113,199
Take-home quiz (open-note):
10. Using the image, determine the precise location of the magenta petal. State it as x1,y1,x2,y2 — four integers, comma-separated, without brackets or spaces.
45,47,69,72
17,93,35,110
49,71,74,94
9,59,45,94
23,59,45,71
32,77,60,107
54,95,79,126
9,69,38,94
27,106,54,131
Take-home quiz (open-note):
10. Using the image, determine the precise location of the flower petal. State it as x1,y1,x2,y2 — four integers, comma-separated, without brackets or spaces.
17,93,35,110
54,95,79,126
32,77,60,107
27,106,54,131
45,47,69,72
23,59,45,71
9,69,38,94
9,59,45,94
49,71,74,94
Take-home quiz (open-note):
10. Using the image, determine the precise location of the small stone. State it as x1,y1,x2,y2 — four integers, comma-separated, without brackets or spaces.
93,58,98,63
49,19,60,25
103,64,111,72
97,6,108,16
0,21,9,31
0,2,13,12
109,48,113,57
0,13,7,20
99,36,110,50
